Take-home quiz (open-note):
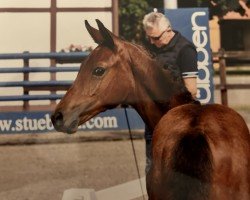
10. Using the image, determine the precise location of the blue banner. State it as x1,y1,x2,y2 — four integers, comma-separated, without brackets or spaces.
165,8,214,104
0,108,145,134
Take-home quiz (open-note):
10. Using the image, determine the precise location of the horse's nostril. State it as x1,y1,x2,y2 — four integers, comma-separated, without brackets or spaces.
52,112,64,127
55,112,63,122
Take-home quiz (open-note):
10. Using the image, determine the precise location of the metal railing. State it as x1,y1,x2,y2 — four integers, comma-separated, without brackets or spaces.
0,51,89,110
213,49,250,106
1,50,250,110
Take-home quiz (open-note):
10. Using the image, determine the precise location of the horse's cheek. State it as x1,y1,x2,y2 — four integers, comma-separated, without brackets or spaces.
82,78,102,97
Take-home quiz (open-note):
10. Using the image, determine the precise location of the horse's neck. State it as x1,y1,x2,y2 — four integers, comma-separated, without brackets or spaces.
130,84,165,130
126,43,192,130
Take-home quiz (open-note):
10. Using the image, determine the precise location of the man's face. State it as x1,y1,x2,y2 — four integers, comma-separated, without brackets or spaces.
146,26,172,48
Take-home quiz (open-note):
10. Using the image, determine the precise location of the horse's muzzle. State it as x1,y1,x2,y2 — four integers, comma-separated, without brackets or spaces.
51,111,78,134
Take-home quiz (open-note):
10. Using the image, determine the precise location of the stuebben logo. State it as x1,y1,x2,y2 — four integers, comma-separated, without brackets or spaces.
0,114,118,133
191,11,211,104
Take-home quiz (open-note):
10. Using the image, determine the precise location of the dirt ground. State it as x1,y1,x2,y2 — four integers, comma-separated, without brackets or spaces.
0,137,146,200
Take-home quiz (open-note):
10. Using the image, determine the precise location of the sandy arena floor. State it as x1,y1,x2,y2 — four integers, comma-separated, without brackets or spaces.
0,138,146,200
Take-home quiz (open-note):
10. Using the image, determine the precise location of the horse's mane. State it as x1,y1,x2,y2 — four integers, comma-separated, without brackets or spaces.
128,41,155,59
116,36,152,58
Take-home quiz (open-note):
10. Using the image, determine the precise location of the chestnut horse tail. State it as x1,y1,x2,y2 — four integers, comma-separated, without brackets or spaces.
163,132,213,200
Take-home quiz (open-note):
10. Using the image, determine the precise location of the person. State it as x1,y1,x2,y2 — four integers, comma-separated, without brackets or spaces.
142,11,198,173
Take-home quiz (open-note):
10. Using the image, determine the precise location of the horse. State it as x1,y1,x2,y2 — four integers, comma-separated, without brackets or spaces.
51,19,250,200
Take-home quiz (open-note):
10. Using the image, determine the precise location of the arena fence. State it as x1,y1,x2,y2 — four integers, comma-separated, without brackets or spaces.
0,51,87,109
213,49,250,106
0,52,145,134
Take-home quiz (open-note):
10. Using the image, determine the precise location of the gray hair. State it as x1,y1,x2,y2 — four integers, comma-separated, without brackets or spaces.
142,12,171,31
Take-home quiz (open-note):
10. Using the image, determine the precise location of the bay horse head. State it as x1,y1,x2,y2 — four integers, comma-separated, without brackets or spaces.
51,19,190,134
51,20,137,134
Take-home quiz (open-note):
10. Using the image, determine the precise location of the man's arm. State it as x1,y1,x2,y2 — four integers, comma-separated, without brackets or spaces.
179,46,198,98
183,77,197,98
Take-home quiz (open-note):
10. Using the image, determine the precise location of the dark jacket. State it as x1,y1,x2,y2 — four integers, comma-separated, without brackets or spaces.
146,31,198,80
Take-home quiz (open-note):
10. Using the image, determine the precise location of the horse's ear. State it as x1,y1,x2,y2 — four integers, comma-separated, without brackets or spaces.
85,20,104,44
85,19,116,50
95,19,115,50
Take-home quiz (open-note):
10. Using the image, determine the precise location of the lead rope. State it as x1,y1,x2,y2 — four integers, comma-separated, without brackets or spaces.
124,106,146,200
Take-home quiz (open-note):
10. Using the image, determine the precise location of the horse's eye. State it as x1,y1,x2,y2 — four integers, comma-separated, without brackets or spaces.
92,67,106,76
